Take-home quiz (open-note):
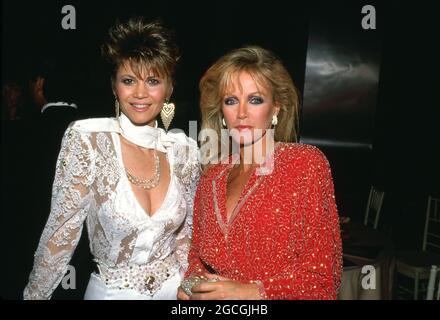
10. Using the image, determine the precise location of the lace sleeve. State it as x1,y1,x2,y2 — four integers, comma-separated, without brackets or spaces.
174,141,201,274
23,125,95,299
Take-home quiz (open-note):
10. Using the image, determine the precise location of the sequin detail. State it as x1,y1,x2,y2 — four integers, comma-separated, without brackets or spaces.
95,254,179,296
186,142,342,299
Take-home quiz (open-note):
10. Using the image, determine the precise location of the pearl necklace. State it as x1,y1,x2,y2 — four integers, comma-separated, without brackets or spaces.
125,149,161,189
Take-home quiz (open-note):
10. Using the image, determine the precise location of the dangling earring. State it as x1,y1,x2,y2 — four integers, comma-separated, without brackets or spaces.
115,99,120,120
222,118,226,127
160,99,175,131
272,114,278,126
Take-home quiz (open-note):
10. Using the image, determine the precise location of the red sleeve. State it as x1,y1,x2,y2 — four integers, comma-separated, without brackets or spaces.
258,148,342,299
184,178,208,278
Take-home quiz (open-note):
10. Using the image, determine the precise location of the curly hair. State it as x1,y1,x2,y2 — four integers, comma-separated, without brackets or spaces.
102,16,180,85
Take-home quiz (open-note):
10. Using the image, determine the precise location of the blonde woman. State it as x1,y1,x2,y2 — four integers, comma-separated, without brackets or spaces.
179,46,342,300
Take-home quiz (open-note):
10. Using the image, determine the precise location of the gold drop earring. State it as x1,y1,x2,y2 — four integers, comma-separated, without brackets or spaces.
115,98,120,121
160,99,175,131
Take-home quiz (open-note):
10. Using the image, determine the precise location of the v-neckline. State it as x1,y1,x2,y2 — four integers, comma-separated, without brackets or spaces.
212,142,281,234
224,164,256,223
212,162,264,235
114,133,173,220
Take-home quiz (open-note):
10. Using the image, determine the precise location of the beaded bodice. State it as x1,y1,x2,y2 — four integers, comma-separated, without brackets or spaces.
186,143,342,299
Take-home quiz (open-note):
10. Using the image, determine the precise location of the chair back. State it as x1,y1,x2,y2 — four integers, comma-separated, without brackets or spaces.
422,196,440,253
364,186,385,229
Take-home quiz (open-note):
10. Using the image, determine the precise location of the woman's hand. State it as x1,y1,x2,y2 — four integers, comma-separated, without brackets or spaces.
189,273,261,300
177,286,190,300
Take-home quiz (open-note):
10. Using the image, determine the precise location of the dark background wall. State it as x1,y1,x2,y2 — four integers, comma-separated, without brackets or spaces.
1,0,438,299
301,1,383,232
2,0,310,124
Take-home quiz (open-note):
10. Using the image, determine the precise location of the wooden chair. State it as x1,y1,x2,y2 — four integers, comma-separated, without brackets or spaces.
426,265,440,300
364,186,385,230
395,196,440,299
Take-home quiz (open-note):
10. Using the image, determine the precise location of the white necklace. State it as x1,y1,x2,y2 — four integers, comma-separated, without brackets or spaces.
125,149,161,189
118,113,162,189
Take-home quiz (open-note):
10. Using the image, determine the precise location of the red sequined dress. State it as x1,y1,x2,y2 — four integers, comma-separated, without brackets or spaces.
185,142,342,299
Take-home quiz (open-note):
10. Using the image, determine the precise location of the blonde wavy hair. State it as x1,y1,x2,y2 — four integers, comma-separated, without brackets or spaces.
199,45,300,168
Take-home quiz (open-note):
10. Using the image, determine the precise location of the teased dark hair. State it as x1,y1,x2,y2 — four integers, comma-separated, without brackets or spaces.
101,17,180,85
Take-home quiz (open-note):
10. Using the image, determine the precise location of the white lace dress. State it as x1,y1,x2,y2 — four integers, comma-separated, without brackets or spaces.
23,118,201,300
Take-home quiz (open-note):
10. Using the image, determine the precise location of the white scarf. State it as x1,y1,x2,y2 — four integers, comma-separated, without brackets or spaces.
117,113,175,153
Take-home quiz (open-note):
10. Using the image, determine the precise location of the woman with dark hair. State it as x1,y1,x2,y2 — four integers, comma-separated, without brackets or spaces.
24,17,200,300
179,46,342,300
